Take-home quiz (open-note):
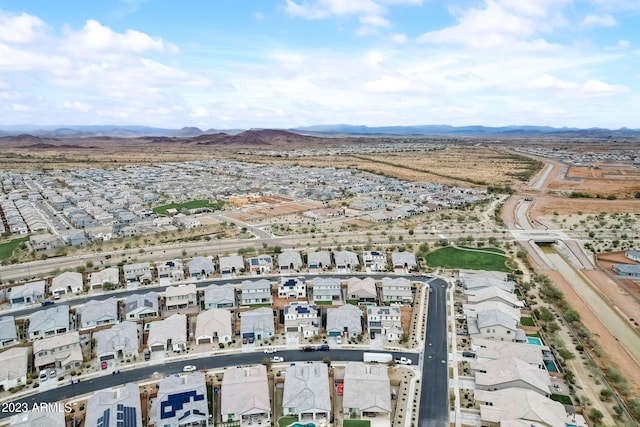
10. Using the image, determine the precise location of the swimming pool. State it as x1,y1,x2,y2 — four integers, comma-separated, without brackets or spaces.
527,336,543,346
289,424,316,427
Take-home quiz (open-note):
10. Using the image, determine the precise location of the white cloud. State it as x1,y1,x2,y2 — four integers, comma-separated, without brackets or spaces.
0,11,46,43
59,101,91,112
528,73,627,97
582,14,616,27
63,19,178,55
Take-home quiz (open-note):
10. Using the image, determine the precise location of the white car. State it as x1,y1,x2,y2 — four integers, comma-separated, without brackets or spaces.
39,371,47,381
182,365,197,372
336,336,342,344
263,347,277,354
270,356,284,363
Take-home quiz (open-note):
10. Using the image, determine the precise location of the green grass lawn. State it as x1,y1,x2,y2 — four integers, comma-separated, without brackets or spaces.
343,421,371,427
278,417,299,427
457,245,505,254
0,237,28,260
425,246,511,272
152,199,224,216
520,317,535,327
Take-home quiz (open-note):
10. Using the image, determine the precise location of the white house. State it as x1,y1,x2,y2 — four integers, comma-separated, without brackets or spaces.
165,284,197,311
125,292,159,320
33,331,83,372
362,250,388,272
88,267,120,290
347,277,377,304
625,250,640,262
221,365,271,425
468,309,527,343
156,259,185,285
327,304,363,338
283,362,331,422
343,363,391,420
153,372,209,427
391,251,417,273
79,297,118,329
219,254,245,277
28,304,70,340
471,357,551,397
240,307,275,342
380,277,413,305
0,347,28,392
203,284,236,309
334,251,360,273
278,276,307,299
123,262,151,286
94,321,139,363
278,250,303,272
51,271,83,297
188,256,215,279
367,306,403,341
466,286,524,308
147,313,187,352
247,254,273,274
0,316,19,349
307,251,331,272
85,383,143,427
195,308,233,345
312,277,342,304
9,280,45,307
240,279,273,305
284,302,319,338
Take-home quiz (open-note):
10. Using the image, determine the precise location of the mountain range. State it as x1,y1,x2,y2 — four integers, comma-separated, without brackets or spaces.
1,124,639,139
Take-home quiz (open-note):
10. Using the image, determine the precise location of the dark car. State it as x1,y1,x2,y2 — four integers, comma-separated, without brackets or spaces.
301,346,316,352
317,344,330,351
41,300,55,306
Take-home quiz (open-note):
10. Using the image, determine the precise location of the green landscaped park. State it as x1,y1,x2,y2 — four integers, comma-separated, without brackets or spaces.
152,199,224,216
0,237,28,260
425,246,511,272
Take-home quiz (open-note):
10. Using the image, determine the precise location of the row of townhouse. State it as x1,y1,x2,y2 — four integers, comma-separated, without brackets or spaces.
457,270,587,427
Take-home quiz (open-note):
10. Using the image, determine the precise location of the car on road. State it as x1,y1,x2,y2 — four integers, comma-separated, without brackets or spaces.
263,347,277,354
41,300,55,306
270,356,284,363
301,345,316,352
317,344,330,351
182,365,197,372
336,383,344,395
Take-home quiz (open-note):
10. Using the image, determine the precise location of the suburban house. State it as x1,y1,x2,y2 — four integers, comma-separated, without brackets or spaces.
468,309,527,342
33,331,83,372
79,297,118,329
283,362,331,423
125,292,159,320
350,199,386,211
474,388,582,427
466,286,524,308
195,308,233,345
380,277,413,305
93,321,139,363
9,280,45,307
367,306,403,341
333,251,360,273
625,250,640,262
472,338,547,369
347,277,377,304
391,251,417,273
147,313,187,352
188,256,215,279
459,270,516,293
29,233,63,252
464,301,521,324
284,302,319,338
307,251,331,272
0,316,19,348
326,304,363,338
278,250,303,272
9,411,65,427
312,277,342,304
85,383,143,427
342,363,391,420
153,372,209,427
278,276,307,299
165,284,197,311
28,304,70,340
471,356,552,397
51,271,83,297
88,267,119,290
247,254,273,274
203,284,236,309
362,250,388,272
156,259,185,285
221,365,271,425
240,307,275,343
612,263,640,277
240,279,273,305
219,254,245,277
0,347,28,392
123,262,152,286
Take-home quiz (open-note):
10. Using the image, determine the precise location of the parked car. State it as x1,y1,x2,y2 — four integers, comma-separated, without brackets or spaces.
270,356,284,363
336,383,344,395
263,347,277,354
41,300,55,306
301,345,316,352
317,344,330,351
395,357,412,365
336,336,342,344
182,365,197,372
48,369,57,378
242,337,248,344
39,371,47,381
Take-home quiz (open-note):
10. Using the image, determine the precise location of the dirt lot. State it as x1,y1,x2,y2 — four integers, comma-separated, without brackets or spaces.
529,196,640,216
227,200,323,222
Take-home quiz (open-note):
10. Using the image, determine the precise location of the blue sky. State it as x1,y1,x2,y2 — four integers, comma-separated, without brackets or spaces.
0,0,639,129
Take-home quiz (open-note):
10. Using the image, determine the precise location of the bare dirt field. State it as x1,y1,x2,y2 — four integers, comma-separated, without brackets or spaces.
529,196,640,216
227,200,323,222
